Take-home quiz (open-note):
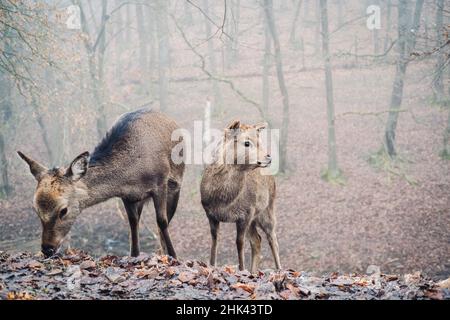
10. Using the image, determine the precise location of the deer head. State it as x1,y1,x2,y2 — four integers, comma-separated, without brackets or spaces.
219,120,272,169
17,151,90,257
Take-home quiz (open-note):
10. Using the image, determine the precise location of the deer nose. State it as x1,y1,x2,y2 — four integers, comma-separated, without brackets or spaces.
41,244,56,257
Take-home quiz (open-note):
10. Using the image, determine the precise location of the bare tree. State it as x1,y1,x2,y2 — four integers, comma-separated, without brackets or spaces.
77,0,110,139
433,0,445,103
136,3,148,88
289,0,303,46
320,0,342,181
0,71,12,198
262,7,272,115
384,0,425,157
156,0,170,112
263,0,291,173
202,0,224,114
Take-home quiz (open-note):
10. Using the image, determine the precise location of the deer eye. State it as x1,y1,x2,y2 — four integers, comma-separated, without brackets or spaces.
244,141,251,147
59,208,68,219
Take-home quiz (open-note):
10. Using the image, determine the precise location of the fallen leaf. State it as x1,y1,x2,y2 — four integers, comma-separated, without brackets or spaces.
178,271,196,283
28,260,44,270
383,274,398,281
79,260,96,270
424,289,443,300
7,291,34,300
135,268,159,279
279,289,293,300
404,272,422,285
231,282,255,294
437,278,450,289
159,255,169,265
47,268,63,276
165,267,175,277
224,265,235,274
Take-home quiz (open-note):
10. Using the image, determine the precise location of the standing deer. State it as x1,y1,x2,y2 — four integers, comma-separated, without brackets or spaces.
200,120,281,273
18,108,184,258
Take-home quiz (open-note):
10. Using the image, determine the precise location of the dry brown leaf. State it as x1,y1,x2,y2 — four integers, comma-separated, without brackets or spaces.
165,267,175,277
135,268,159,279
178,271,196,283
286,282,300,296
28,260,44,270
437,278,450,289
47,268,63,276
291,271,301,277
198,266,211,276
224,265,235,274
279,289,293,300
424,289,443,300
159,255,169,265
79,260,96,270
7,292,34,300
231,282,255,294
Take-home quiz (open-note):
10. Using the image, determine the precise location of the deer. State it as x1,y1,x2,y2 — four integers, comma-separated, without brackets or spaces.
200,120,281,274
18,108,184,258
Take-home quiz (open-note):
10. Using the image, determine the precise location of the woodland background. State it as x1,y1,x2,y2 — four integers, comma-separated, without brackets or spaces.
0,0,449,280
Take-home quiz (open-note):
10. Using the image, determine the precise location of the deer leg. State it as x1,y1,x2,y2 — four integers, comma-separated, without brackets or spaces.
122,199,144,257
153,184,177,258
208,216,220,267
166,188,180,223
236,221,248,271
261,223,281,270
247,222,262,274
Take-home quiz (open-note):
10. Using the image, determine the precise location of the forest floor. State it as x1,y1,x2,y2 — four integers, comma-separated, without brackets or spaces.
1,249,449,300
1,61,450,281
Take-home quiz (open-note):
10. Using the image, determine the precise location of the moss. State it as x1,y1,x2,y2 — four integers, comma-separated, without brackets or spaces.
320,168,346,185
367,148,418,185
439,149,450,160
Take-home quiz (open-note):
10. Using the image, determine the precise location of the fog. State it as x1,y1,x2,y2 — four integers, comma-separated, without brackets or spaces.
0,0,449,279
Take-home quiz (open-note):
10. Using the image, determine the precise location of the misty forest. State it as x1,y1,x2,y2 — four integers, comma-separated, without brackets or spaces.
0,0,450,300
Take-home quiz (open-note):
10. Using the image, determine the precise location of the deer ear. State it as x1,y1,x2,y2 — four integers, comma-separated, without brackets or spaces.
227,119,241,130
17,151,48,181
255,122,268,132
66,152,90,181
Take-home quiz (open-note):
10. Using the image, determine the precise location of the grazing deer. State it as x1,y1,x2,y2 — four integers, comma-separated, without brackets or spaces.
18,108,184,258
200,120,281,273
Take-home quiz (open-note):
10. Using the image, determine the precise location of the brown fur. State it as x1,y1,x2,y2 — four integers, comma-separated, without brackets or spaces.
18,109,184,258
200,120,281,273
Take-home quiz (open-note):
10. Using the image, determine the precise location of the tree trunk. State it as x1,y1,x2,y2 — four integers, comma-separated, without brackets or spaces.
320,0,340,179
384,0,424,157
156,0,169,112
136,3,148,87
289,0,303,46
442,64,450,158
433,0,445,103
314,0,321,56
203,0,223,114
96,0,108,139
337,0,344,27
114,0,124,78
383,0,392,52
263,0,290,173
30,91,53,164
147,5,157,97
262,10,272,115
372,0,380,55
225,0,240,68
0,72,12,198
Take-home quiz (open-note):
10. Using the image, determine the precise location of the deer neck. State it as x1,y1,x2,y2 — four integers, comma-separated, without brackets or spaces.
76,165,119,209
209,164,246,203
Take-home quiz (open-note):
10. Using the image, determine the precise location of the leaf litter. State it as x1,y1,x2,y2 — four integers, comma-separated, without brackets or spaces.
0,249,448,300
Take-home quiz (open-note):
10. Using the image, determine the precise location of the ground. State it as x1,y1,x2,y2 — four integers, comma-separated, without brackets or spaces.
1,249,449,300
